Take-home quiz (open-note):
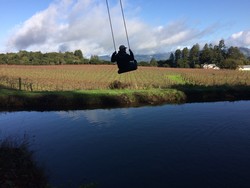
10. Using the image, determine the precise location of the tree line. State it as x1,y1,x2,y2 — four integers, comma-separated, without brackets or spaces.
150,40,250,69
0,50,110,65
0,40,249,69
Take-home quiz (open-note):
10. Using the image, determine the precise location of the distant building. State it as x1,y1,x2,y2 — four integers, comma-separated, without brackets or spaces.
203,64,220,70
238,65,250,71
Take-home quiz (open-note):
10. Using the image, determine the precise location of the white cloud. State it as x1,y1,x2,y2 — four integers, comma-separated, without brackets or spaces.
56,108,133,126
6,0,120,55
6,0,248,56
227,30,250,47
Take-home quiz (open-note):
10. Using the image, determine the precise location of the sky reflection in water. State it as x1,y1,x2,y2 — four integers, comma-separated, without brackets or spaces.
0,101,250,188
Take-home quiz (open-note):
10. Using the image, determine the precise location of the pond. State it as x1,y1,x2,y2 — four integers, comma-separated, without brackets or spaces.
1,101,250,188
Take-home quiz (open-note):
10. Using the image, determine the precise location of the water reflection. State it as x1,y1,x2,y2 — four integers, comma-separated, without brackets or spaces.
0,101,250,188
56,108,133,126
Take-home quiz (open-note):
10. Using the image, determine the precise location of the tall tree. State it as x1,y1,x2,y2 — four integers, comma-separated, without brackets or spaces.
0,54,6,64
149,58,157,66
200,43,213,64
174,49,182,67
169,53,175,67
226,46,244,59
213,45,225,67
218,39,226,50
74,50,83,59
180,47,189,68
189,44,200,68
89,55,101,64
182,47,189,60
219,46,246,69
219,39,227,59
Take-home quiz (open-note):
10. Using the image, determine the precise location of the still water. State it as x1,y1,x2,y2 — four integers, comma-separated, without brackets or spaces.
1,101,250,188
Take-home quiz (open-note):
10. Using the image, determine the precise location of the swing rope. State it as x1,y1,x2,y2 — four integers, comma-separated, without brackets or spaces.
106,0,116,51
119,0,130,49
106,0,131,51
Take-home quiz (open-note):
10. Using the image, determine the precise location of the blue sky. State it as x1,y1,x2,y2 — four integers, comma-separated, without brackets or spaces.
1,0,250,56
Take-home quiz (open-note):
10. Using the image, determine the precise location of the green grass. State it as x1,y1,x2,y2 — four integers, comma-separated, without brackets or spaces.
167,74,187,84
1,82,250,111
0,88,186,111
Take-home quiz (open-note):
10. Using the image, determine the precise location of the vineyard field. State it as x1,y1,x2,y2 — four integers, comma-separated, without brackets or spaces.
0,65,250,91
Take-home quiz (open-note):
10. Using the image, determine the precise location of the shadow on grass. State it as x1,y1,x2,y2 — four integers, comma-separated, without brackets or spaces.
0,86,185,111
1,83,250,111
171,84,250,103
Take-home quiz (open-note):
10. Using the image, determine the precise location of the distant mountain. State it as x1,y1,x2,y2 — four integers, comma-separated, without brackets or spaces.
99,47,250,62
239,47,250,57
99,52,171,62
136,52,171,62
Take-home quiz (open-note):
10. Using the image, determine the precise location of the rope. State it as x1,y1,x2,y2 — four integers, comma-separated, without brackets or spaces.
106,0,116,51
119,0,130,49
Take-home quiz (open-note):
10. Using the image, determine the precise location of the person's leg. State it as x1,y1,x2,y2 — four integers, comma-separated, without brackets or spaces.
133,60,137,69
129,60,137,70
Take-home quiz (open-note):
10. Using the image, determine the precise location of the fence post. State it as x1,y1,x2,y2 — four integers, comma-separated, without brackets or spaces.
19,78,21,90
30,83,33,92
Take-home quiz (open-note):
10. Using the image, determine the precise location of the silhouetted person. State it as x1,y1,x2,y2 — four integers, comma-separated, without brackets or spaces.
111,45,137,74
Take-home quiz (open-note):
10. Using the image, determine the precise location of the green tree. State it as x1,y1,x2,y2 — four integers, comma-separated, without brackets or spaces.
200,43,213,65
149,58,157,66
7,53,19,64
213,39,228,68
74,49,83,59
20,56,30,64
218,39,226,51
174,49,181,67
0,54,7,64
64,52,78,64
169,53,175,67
181,47,189,68
219,46,246,69
189,44,200,68
221,58,240,69
177,59,190,68
139,61,149,66
89,55,101,64
213,45,225,68
157,60,169,67
226,46,245,59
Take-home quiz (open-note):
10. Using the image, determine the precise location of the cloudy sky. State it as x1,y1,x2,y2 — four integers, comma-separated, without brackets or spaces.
0,0,250,56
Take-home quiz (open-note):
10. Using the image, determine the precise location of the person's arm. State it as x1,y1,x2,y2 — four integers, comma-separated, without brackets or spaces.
111,51,117,62
129,49,134,60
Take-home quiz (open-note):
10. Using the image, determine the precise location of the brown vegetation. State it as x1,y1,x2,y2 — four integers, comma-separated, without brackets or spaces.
0,65,250,91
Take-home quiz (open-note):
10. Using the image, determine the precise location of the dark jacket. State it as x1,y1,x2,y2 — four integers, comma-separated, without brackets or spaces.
111,49,134,70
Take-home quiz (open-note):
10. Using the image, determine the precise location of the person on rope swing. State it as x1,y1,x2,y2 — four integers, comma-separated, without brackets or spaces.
111,45,137,74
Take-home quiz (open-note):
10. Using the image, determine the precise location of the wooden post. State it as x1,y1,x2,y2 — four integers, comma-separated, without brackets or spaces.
30,83,33,92
19,78,21,90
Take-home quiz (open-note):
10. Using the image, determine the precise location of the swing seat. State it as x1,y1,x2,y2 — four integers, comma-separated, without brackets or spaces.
118,60,137,74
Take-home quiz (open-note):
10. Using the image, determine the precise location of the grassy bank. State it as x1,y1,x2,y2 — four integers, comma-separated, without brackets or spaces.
1,84,250,111
173,84,250,102
1,65,250,110
0,88,186,111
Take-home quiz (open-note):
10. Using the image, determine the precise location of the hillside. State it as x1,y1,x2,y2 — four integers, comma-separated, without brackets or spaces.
99,52,171,62
239,47,250,57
